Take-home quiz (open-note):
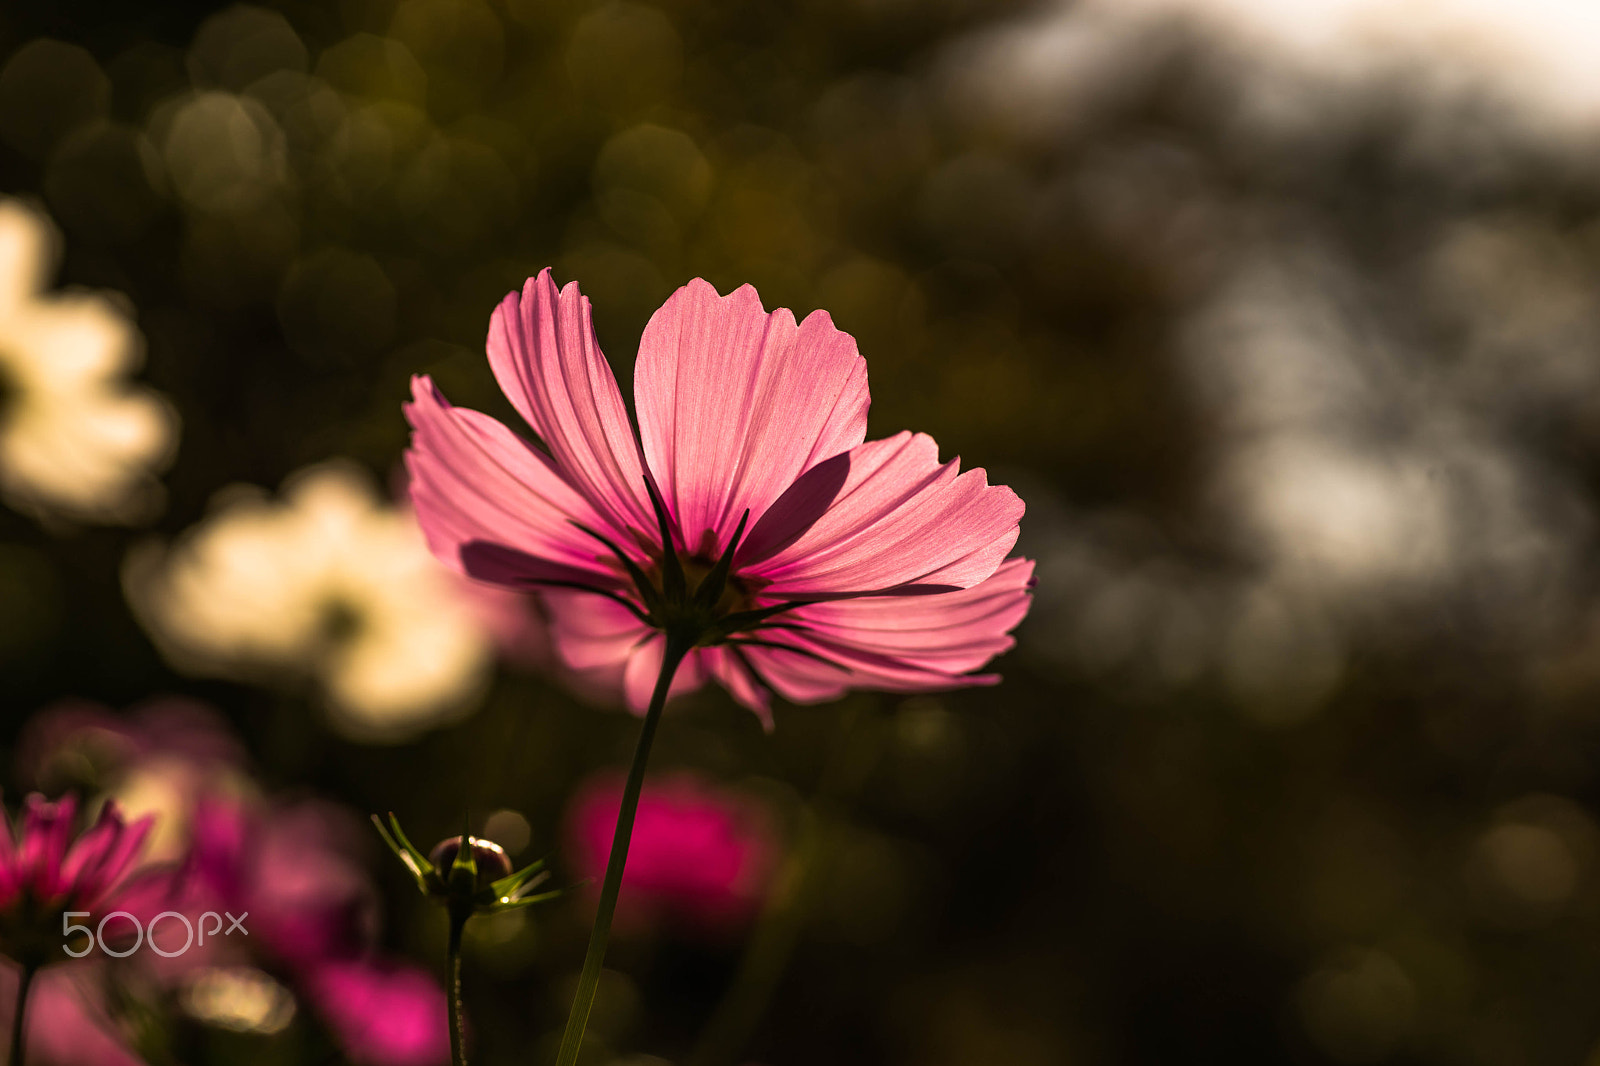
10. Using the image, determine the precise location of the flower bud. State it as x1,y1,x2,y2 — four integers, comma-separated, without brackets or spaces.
373,812,559,920
427,836,512,894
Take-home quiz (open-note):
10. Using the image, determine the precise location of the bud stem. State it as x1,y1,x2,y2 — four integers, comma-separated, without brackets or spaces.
554,629,694,1066
8,961,33,1066
447,909,469,1066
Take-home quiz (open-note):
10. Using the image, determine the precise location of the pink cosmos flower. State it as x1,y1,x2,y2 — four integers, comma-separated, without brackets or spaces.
0,794,154,1066
566,773,780,935
0,793,152,947
405,271,1033,724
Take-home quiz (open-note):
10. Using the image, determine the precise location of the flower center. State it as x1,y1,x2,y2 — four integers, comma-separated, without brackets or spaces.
564,484,798,647
317,597,364,646
643,554,750,618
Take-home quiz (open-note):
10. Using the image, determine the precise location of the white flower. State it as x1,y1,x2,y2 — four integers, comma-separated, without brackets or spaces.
0,198,178,523
125,459,494,741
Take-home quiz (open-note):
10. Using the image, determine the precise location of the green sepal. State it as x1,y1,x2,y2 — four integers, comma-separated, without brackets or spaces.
569,519,664,619
694,509,749,611
727,636,845,670
525,578,654,627
488,888,565,912
489,857,550,901
643,476,686,604
701,600,805,645
372,812,434,895
448,814,478,896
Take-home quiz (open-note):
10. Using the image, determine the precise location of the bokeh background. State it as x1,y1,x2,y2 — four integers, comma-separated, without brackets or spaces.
5,0,1600,1063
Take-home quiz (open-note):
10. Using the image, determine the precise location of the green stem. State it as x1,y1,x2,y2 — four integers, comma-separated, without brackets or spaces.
554,631,693,1066
447,910,468,1066
9,962,33,1066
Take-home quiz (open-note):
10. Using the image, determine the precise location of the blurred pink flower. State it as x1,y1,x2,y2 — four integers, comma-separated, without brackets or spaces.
0,792,156,1066
566,773,780,934
19,701,450,1066
304,960,451,1066
20,697,245,777
175,795,380,969
22,699,244,866
0,792,152,944
405,271,1033,725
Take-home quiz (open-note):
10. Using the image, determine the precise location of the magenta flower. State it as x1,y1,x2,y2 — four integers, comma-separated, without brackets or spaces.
405,271,1032,724
0,794,152,952
0,794,153,1066
566,773,780,935
304,960,451,1066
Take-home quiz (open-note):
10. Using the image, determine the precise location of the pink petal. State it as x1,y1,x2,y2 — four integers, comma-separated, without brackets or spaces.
186,796,251,902
739,558,1034,702
624,635,713,713
57,802,119,892
486,271,652,538
107,864,189,930
544,589,653,672
405,376,633,588
621,639,665,711
540,559,1030,717
791,557,1035,670
14,704,140,784
735,644,855,706
543,590,707,713
131,698,248,766
634,279,870,554
740,432,1023,597
701,646,773,729
83,811,154,909
18,793,76,897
